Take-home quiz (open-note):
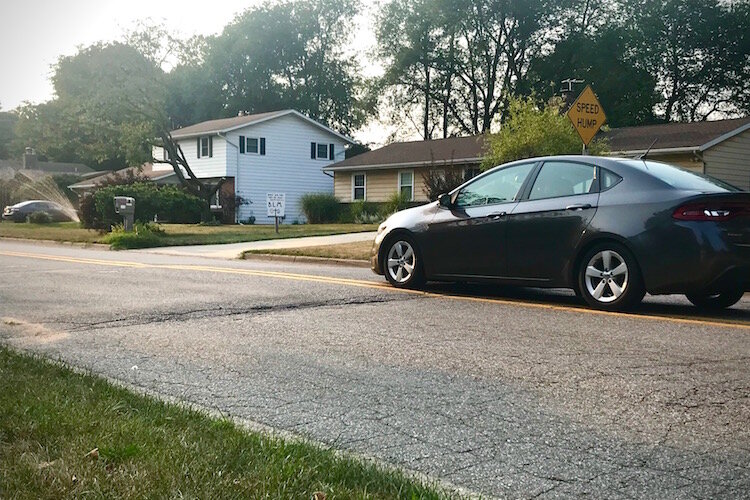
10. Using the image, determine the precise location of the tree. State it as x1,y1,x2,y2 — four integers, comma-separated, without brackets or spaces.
205,0,371,134
622,0,750,121
526,28,660,127
376,0,567,138
0,104,17,159
482,96,608,168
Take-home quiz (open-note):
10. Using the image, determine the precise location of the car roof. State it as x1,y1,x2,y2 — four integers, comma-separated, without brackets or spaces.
13,200,59,208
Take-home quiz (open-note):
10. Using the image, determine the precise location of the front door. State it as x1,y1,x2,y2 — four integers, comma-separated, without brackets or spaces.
422,162,537,279
506,160,599,283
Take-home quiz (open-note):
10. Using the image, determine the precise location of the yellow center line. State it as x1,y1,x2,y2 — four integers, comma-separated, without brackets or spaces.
2,249,749,331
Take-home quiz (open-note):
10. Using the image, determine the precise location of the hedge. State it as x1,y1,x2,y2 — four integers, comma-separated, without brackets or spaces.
81,183,209,229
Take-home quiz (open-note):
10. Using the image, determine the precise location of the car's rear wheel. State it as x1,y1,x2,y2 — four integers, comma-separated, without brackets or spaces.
383,235,425,289
686,286,744,310
577,243,644,311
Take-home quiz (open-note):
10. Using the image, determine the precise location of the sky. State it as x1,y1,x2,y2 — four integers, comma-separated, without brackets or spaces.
0,0,389,144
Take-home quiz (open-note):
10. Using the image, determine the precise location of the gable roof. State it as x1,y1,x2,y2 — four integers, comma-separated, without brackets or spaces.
604,117,750,153
325,135,485,171
170,109,354,143
68,163,176,190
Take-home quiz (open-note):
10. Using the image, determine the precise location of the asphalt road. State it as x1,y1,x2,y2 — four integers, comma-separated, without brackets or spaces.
1,239,749,498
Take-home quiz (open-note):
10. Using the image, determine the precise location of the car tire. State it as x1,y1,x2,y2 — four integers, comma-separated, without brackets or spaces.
577,242,645,311
686,286,744,310
383,234,425,289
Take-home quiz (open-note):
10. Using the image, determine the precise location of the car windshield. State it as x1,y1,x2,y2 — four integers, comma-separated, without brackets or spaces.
622,160,740,192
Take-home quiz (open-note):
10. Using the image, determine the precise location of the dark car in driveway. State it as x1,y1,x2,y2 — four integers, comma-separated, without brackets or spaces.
371,156,750,310
2,200,76,223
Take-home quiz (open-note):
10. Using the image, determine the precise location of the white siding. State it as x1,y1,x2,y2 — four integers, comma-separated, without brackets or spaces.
151,146,171,171
227,114,343,224
176,135,228,179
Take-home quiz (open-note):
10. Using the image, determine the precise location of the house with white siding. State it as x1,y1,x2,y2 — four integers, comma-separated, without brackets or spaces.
152,109,353,224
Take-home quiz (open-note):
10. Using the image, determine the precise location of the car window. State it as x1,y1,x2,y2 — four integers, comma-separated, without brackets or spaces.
455,163,535,208
600,169,622,191
529,162,597,200
621,160,739,192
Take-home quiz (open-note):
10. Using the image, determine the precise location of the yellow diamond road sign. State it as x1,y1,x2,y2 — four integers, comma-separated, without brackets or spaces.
567,85,606,146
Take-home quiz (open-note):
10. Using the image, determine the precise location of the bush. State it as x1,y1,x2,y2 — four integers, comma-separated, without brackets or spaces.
80,183,209,230
421,168,465,201
383,191,412,216
300,193,340,223
102,222,165,249
348,200,383,224
27,211,52,224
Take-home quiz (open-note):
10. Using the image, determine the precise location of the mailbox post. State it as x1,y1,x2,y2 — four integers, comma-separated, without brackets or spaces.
114,196,135,232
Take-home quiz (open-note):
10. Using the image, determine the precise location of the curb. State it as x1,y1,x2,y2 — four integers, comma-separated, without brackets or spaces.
0,236,110,250
242,252,370,268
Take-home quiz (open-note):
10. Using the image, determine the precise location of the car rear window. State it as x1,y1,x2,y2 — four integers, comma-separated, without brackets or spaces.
622,160,739,192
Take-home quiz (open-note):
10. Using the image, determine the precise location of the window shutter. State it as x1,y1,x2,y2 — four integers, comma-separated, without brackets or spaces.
197,137,201,158
260,137,266,156
311,142,316,159
208,136,213,157
239,136,245,154
329,144,334,160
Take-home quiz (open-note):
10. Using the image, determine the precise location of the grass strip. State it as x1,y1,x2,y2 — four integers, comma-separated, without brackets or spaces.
0,347,447,499
246,241,373,261
0,222,377,249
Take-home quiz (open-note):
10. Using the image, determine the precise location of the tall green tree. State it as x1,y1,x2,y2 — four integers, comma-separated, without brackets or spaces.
0,104,17,159
622,0,750,121
526,28,660,127
206,0,371,134
483,96,608,167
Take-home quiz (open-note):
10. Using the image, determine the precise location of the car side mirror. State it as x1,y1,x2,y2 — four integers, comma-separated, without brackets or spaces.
438,193,452,208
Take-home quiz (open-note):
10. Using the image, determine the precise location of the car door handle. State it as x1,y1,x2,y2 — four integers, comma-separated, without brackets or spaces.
566,204,592,211
488,212,507,220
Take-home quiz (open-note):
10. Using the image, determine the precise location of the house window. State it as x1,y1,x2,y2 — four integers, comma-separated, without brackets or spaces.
198,136,212,158
352,173,366,200
398,171,414,200
240,136,266,155
311,142,334,160
464,167,481,181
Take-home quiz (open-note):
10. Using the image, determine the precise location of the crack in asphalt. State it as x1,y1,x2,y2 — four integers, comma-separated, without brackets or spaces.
63,295,415,332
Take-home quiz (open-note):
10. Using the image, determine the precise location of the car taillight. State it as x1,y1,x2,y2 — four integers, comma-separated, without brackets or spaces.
673,203,750,221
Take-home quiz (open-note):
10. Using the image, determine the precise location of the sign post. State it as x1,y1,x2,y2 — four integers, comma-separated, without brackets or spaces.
566,85,606,155
266,193,285,233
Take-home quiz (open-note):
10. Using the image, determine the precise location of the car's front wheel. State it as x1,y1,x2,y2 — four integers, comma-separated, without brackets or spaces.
383,235,425,289
577,243,645,311
686,286,744,310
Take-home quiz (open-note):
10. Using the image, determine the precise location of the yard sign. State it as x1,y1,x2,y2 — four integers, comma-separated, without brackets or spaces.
266,193,285,233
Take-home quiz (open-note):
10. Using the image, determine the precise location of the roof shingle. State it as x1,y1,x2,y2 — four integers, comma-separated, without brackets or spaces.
604,117,750,152
326,135,485,170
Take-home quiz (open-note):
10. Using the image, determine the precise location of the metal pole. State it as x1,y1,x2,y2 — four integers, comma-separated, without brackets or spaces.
582,143,587,156
275,214,279,234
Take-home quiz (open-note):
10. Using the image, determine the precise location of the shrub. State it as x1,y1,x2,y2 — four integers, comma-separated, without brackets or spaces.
349,200,383,224
27,211,52,224
81,183,208,230
421,168,465,201
300,193,340,223
383,191,411,216
102,222,165,249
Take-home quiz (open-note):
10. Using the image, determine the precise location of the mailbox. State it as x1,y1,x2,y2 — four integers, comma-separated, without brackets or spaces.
114,196,135,232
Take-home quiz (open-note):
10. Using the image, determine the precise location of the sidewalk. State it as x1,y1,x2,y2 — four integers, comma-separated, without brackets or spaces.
135,231,377,259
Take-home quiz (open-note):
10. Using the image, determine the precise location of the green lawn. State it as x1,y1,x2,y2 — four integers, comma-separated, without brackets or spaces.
0,347,448,499
0,222,377,249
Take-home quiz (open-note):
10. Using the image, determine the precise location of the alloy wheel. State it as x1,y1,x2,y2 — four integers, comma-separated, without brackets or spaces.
387,240,416,284
584,250,629,303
